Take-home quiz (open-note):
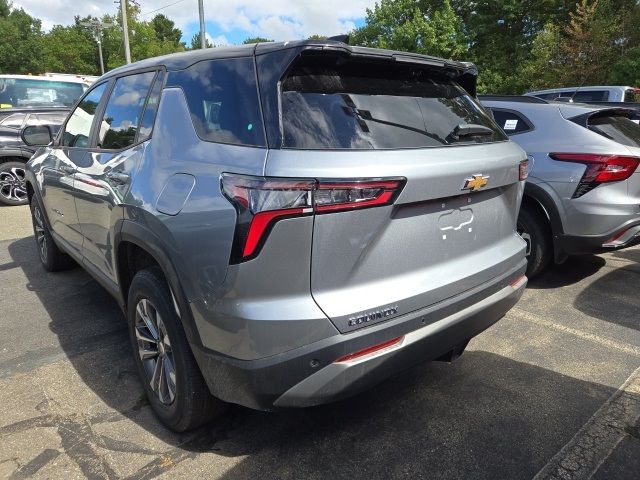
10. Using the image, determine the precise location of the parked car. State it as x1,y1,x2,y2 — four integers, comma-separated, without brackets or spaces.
23,40,528,431
480,95,640,277
525,85,640,103
0,74,90,206
0,107,68,205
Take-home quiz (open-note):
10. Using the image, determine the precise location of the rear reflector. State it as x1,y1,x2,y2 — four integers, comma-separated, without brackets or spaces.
519,159,529,181
221,174,405,262
509,275,527,290
550,153,640,198
334,336,404,364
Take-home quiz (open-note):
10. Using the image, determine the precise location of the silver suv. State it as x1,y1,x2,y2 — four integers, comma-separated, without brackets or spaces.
481,95,640,277
23,41,528,431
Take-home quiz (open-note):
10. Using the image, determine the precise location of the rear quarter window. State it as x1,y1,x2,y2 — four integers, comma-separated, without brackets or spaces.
587,115,640,147
279,54,506,150
572,90,609,102
168,58,265,147
490,109,533,135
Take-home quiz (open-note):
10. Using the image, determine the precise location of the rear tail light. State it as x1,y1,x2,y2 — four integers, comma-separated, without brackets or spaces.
549,153,639,198
519,159,529,181
221,174,405,262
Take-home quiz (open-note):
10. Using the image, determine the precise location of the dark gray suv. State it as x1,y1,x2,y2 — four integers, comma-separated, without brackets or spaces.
24,40,528,431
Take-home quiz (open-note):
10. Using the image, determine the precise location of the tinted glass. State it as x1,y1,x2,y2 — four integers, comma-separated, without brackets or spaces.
169,58,265,147
0,113,25,127
588,115,640,147
572,90,609,102
0,78,85,107
137,71,164,143
29,112,68,126
491,109,532,135
62,82,108,148
280,55,505,150
624,89,639,103
98,72,156,150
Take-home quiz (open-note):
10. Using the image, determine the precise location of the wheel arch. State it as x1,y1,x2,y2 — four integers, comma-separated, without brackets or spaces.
522,182,567,263
116,220,203,348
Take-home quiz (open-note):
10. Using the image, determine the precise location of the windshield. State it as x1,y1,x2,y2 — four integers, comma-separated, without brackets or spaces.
0,78,85,108
280,54,506,150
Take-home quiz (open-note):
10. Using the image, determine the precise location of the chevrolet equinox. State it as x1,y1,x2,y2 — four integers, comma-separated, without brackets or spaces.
23,40,528,431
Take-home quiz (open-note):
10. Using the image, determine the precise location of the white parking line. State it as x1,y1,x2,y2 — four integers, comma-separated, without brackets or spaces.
532,366,640,480
510,307,640,357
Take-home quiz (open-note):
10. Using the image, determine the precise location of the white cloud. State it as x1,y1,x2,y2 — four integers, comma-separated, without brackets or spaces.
12,0,376,40
205,33,229,46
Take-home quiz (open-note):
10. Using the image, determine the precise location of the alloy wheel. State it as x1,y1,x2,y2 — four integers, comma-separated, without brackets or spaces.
0,166,27,203
135,298,176,405
33,205,48,263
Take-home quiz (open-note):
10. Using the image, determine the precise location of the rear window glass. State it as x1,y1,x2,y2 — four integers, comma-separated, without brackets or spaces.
588,115,640,147
168,58,265,147
280,55,505,150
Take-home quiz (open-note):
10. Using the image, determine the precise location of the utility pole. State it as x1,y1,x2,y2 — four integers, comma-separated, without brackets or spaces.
120,0,132,63
80,20,114,75
198,0,206,49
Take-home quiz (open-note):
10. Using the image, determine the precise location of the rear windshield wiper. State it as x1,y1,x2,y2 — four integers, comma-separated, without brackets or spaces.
448,123,495,140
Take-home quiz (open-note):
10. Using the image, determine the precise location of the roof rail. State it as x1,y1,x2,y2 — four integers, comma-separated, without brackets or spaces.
478,95,548,104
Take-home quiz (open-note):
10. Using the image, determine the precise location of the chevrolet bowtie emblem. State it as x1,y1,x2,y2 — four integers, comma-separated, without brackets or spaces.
462,174,489,192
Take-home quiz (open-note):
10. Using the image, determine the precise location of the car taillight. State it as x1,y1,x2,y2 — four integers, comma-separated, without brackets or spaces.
221,174,405,262
549,153,639,198
519,159,529,181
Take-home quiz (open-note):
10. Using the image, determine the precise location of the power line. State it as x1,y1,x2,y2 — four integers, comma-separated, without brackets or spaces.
141,0,187,16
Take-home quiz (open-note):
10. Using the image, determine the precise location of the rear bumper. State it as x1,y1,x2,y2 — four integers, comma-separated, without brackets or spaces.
557,219,640,255
191,260,527,410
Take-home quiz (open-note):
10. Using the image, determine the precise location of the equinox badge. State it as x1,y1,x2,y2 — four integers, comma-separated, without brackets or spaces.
348,306,399,327
462,174,489,192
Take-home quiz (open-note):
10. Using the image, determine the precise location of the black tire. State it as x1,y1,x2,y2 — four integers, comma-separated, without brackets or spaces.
0,161,29,206
30,198,75,272
517,206,552,279
127,267,225,432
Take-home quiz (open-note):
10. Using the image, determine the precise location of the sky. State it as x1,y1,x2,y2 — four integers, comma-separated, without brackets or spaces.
12,0,374,45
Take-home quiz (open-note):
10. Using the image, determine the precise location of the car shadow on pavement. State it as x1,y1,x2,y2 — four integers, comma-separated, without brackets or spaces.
526,255,606,289
6,235,640,479
574,261,640,331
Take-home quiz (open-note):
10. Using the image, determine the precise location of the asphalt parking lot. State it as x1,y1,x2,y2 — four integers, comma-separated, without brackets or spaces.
1,204,639,480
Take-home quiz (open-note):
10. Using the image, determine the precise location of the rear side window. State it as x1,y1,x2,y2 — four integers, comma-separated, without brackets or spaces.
280,54,505,150
587,115,640,147
137,71,165,143
98,71,156,150
572,90,609,102
0,113,25,127
491,109,533,135
624,89,640,103
62,82,108,147
168,58,265,147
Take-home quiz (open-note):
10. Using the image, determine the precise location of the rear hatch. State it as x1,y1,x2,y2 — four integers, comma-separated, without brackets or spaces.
263,51,527,333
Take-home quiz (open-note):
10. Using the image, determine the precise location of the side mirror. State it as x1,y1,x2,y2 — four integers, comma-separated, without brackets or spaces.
21,125,53,146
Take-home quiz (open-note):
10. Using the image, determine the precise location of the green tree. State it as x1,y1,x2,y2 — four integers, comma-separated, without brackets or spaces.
610,47,640,85
0,2,44,73
350,0,468,59
151,14,183,48
190,32,212,49
41,19,100,75
242,36,273,44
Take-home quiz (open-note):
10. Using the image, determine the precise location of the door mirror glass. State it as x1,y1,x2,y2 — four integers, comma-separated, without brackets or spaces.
21,125,53,146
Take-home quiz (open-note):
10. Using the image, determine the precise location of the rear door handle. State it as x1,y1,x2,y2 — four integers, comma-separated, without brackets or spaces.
60,165,75,175
106,171,130,184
